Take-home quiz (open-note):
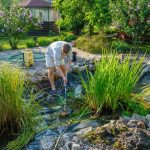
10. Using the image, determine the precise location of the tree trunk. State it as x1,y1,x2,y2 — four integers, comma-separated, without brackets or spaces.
73,26,82,35
89,24,94,36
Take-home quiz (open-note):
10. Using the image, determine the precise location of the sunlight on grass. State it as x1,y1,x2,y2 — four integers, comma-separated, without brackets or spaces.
81,51,144,114
0,62,42,150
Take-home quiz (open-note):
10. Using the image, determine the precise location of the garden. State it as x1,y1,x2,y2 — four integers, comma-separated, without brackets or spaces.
0,0,150,150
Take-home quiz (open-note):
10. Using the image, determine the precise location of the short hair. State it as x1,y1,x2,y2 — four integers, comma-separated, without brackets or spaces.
63,43,71,53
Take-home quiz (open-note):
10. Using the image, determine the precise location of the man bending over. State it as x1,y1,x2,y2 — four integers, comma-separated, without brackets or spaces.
45,41,72,93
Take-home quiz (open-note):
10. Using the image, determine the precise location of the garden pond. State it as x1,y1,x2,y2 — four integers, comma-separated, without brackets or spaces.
0,47,150,150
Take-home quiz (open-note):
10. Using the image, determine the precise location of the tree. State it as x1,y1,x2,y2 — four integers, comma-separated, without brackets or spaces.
0,6,39,49
0,0,21,8
84,0,111,35
53,0,86,35
53,0,111,35
110,0,150,46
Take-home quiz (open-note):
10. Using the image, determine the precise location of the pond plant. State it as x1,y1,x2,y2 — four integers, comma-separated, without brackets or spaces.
0,62,41,150
81,51,145,115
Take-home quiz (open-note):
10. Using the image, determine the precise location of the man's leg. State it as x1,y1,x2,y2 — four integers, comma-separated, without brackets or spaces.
48,67,55,90
60,65,67,85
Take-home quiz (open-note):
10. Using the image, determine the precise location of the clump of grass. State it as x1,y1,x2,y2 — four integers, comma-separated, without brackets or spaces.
26,39,35,48
112,40,131,53
81,51,144,114
0,62,41,150
38,37,52,46
64,34,77,42
76,32,108,53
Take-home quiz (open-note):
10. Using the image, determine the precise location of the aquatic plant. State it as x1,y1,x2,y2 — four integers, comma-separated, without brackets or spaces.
81,51,144,114
0,62,41,150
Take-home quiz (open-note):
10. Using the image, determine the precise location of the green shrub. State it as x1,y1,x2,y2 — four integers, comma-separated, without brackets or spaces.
76,32,108,53
112,40,131,53
26,39,35,48
103,26,117,34
37,33,76,46
122,101,150,116
81,51,144,114
38,37,52,46
0,62,41,150
0,44,3,51
64,34,77,42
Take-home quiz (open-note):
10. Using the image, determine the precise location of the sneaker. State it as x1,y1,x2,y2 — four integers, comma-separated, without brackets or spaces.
49,90,57,96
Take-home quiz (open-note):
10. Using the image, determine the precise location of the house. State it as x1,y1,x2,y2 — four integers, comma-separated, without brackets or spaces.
21,0,60,34
21,0,59,22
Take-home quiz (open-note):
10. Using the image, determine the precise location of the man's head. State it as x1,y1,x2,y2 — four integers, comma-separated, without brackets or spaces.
62,43,71,54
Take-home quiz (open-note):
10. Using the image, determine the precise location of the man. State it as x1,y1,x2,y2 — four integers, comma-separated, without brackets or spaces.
45,41,72,93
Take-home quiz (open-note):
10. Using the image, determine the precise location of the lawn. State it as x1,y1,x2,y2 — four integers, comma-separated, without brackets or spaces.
0,32,77,51
0,31,149,54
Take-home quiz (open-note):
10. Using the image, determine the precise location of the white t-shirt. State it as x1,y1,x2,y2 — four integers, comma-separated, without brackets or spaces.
45,41,72,66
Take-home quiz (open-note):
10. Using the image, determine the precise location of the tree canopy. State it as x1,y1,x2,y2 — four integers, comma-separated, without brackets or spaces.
53,0,111,35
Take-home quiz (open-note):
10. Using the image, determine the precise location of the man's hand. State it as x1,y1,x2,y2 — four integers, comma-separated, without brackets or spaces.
63,76,67,84
56,66,68,84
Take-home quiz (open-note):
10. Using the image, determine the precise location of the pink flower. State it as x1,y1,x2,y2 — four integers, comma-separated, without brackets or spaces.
0,11,3,17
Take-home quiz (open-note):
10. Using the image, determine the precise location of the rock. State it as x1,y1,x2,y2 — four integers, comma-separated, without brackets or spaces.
89,59,95,65
72,143,81,150
59,142,72,150
140,66,150,78
57,126,66,134
132,113,146,122
26,141,40,150
74,85,82,98
35,93,45,100
76,126,93,136
40,107,55,115
72,65,80,73
62,133,75,143
88,64,95,71
110,120,116,124
144,95,150,103
40,135,58,150
146,114,150,122
51,105,62,110
42,114,51,121
137,121,146,129
26,145,41,150
127,120,139,128
30,76,39,83
45,129,56,136
36,120,47,131
46,95,56,104
34,131,46,141
71,120,99,132
79,66,87,71
119,116,131,123
72,136,83,144
147,122,150,128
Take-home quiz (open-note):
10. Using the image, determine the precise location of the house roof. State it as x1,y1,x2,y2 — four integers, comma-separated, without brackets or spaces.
21,0,52,8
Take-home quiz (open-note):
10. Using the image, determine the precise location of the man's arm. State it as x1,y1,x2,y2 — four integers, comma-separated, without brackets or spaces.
53,51,67,83
55,66,67,83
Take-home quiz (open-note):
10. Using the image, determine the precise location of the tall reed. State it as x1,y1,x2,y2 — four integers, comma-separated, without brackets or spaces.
0,62,41,150
81,51,144,114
